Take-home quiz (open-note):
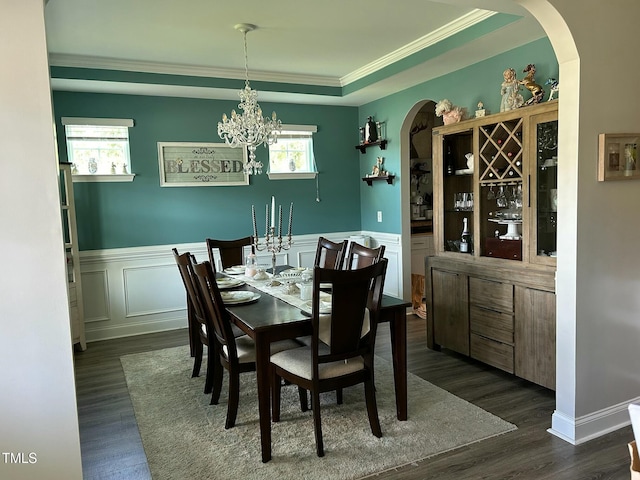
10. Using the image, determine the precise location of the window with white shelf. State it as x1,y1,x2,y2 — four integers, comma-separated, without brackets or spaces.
61,117,136,182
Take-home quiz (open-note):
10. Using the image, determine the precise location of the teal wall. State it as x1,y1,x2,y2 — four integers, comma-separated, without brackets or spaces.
357,37,558,233
52,37,558,250
52,93,361,250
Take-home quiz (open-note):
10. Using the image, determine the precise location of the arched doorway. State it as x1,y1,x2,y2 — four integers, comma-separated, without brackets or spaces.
399,100,441,305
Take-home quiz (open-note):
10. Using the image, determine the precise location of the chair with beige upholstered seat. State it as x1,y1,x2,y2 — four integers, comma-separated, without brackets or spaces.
192,260,301,429
172,248,220,395
270,259,388,457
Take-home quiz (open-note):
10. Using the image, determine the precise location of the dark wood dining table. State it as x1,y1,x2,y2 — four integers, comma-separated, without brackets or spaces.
224,272,411,463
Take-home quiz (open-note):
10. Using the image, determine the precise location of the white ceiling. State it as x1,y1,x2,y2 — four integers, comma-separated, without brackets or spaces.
44,0,545,105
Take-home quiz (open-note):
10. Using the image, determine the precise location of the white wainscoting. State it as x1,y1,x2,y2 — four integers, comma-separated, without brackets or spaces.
79,231,405,343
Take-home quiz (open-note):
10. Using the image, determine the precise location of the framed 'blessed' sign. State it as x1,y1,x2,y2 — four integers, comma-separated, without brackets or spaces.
157,142,248,186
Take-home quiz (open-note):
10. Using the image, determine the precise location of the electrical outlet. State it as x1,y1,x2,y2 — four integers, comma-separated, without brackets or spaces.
377,211,382,222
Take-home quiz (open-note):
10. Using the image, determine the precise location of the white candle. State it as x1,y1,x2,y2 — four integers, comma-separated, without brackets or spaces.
265,204,269,237
270,196,275,228
278,205,282,238
287,202,293,237
251,205,258,241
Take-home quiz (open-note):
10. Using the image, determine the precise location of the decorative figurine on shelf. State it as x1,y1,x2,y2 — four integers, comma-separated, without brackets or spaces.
519,64,545,106
545,78,559,101
435,99,465,125
122,163,128,174
111,162,117,175
364,116,378,143
500,67,524,112
475,101,487,117
369,157,387,177
70,163,78,174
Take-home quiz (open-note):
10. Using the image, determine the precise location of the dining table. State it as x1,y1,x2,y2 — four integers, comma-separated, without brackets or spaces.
221,266,411,463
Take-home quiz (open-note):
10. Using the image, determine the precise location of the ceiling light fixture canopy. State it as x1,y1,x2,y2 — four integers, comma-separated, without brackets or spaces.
217,23,282,176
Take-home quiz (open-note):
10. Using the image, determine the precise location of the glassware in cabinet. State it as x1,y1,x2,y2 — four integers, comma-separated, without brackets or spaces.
440,130,474,253
530,111,558,265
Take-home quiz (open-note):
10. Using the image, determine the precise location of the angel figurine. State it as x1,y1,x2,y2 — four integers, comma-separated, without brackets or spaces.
500,67,524,112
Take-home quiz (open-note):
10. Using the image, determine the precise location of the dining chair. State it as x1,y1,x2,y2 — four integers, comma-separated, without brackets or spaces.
192,260,302,429
270,259,388,457
172,248,221,395
344,241,386,270
205,236,254,271
314,237,348,270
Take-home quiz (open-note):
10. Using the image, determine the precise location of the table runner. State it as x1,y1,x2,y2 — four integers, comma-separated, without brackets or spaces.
223,270,368,343
223,270,326,311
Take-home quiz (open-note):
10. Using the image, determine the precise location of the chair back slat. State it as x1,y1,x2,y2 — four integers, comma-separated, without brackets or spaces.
206,236,254,270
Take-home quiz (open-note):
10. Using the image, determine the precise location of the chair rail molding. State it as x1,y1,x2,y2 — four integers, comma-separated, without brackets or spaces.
79,231,405,343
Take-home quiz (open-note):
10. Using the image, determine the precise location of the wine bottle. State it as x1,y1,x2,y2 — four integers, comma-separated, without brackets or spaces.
445,144,454,176
459,217,471,253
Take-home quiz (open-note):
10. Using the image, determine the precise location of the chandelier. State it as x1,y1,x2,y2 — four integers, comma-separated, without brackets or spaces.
218,23,282,175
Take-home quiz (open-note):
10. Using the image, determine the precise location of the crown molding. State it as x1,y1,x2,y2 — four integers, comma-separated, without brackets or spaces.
340,9,496,86
48,54,342,88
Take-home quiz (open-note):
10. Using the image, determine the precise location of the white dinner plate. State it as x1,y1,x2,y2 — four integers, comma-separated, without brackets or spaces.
300,299,332,315
223,265,246,275
220,291,260,305
216,277,245,289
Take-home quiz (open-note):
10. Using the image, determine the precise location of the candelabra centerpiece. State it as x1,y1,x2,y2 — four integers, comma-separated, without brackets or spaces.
252,196,293,279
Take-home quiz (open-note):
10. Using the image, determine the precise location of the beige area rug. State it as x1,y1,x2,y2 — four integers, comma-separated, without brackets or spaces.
121,346,516,480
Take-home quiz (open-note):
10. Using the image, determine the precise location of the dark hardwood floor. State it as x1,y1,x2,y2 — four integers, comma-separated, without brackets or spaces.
74,315,633,479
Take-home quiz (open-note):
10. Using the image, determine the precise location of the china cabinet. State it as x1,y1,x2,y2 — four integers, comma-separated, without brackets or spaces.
60,162,86,350
425,101,558,389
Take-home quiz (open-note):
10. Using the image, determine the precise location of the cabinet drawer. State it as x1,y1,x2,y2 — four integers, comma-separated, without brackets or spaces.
470,305,513,344
471,333,514,373
469,277,513,313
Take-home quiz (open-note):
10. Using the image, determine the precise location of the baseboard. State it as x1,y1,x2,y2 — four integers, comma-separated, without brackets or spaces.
549,396,640,444
85,314,187,343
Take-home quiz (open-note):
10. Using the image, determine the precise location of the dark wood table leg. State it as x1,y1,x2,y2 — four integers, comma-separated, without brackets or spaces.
388,308,407,421
254,331,272,463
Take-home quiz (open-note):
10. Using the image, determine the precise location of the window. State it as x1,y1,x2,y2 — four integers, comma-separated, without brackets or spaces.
267,125,317,179
62,117,135,182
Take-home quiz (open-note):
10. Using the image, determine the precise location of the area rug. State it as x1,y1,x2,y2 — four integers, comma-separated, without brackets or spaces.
121,346,516,480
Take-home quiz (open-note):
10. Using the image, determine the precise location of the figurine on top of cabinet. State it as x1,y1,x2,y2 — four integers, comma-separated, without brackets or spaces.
519,64,545,106
545,78,559,101
475,101,487,117
435,99,465,125
500,67,524,112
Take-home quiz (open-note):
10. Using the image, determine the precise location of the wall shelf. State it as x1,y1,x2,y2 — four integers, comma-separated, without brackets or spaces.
355,139,387,154
362,174,395,186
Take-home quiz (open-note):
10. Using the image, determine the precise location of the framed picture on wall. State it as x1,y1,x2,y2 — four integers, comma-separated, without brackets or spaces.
598,134,640,181
157,142,249,186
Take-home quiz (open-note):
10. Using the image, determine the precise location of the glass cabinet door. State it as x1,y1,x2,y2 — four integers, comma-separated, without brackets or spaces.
440,130,474,254
530,112,558,265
